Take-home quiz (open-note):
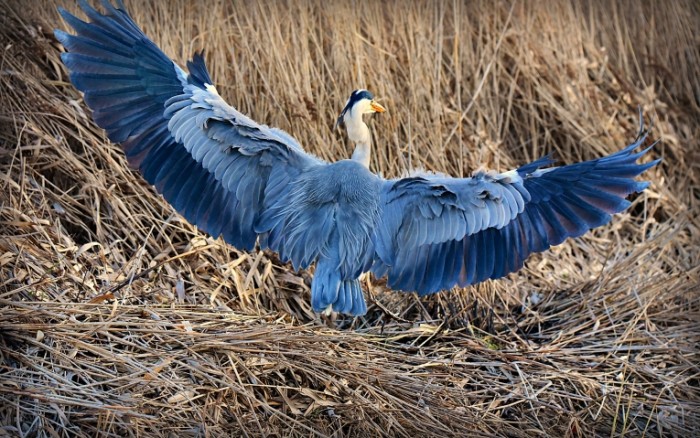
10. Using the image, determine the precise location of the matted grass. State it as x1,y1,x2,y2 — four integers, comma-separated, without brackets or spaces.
1,0,699,436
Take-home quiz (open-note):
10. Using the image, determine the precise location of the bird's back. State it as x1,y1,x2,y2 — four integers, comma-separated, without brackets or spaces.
320,160,382,203
283,160,381,275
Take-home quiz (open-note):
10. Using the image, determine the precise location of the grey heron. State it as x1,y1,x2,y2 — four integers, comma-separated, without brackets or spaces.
55,1,659,316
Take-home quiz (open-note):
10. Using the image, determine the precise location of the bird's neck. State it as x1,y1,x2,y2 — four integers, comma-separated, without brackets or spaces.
351,142,371,168
345,111,371,168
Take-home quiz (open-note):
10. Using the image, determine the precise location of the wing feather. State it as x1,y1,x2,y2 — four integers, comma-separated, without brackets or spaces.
57,0,333,267
372,131,658,296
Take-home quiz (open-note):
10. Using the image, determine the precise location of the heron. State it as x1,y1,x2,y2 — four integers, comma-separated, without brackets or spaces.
55,1,659,316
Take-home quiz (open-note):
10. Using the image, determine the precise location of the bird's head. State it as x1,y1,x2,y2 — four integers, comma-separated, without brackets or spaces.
335,89,386,131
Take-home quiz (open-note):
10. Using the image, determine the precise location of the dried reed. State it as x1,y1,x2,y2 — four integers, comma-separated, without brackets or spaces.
1,0,698,436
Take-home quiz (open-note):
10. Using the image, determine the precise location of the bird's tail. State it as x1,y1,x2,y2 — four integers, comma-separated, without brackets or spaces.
311,259,367,316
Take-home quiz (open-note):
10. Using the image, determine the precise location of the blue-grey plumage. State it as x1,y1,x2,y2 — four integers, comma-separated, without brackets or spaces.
56,1,659,316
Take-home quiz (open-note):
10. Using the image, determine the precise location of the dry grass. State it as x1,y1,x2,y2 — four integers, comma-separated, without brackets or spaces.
1,0,699,436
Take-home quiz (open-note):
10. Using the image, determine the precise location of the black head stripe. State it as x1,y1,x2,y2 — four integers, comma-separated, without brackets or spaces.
338,89,374,125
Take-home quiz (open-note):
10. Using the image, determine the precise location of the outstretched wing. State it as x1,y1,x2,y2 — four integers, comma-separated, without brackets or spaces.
55,0,328,268
372,130,659,295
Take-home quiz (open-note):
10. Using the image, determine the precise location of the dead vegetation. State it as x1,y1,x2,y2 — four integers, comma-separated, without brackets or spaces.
1,0,699,436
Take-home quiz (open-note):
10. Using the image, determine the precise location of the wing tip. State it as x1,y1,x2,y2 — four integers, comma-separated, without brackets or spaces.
517,154,556,177
53,28,69,44
186,51,214,89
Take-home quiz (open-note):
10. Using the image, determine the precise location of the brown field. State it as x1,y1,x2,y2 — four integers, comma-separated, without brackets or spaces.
1,0,699,436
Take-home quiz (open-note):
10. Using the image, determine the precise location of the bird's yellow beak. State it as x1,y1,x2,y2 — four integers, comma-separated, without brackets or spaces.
370,100,386,113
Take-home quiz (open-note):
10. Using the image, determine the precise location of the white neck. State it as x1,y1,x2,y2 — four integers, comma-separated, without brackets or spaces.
344,108,372,168
351,142,371,168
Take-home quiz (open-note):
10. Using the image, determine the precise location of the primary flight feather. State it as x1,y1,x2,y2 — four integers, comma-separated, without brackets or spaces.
55,1,659,316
